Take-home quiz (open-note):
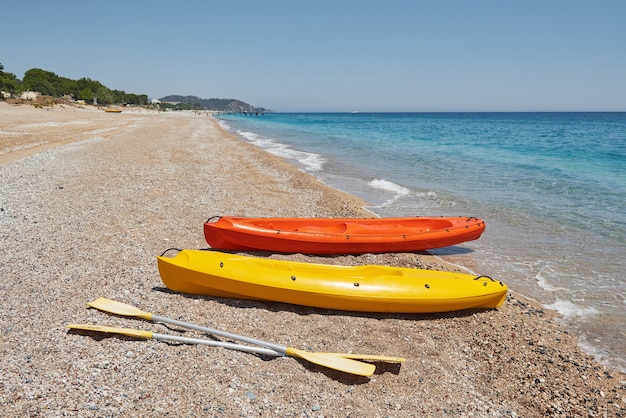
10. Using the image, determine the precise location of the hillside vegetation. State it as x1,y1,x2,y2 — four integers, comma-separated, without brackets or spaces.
0,64,147,105
0,62,267,111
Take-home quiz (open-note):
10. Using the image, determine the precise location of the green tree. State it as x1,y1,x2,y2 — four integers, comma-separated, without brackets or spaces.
76,78,108,103
0,63,20,95
23,68,59,95
79,87,94,102
122,93,148,105
95,86,114,105
58,76,77,98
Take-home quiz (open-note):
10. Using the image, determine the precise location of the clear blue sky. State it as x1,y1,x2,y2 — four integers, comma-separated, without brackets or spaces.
2,1,625,112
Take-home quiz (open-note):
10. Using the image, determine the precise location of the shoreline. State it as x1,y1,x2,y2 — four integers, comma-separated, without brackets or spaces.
1,102,624,416
218,112,626,375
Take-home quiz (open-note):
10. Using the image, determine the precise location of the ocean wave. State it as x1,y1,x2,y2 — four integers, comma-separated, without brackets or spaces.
368,179,410,196
535,268,564,292
579,334,626,374
544,299,598,319
217,119,231,131
236,129,325,172
366,179,411,208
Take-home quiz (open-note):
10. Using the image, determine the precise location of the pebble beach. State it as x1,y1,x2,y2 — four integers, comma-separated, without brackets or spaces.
1,101,625,417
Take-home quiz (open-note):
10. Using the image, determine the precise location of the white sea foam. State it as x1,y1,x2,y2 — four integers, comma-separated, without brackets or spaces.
217,119,231,130
366,179,411,208
579,335,626,374
544,299,598,319
535,268,562,292
368,179,410,196
270,147,325,172
237,129,325,172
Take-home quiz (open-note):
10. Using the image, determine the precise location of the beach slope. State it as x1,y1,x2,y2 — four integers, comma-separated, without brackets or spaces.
1,102,624,416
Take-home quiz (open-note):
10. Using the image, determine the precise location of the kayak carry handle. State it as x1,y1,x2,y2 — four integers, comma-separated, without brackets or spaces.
205,215,222,223
160,248,182,257
473,275,505,287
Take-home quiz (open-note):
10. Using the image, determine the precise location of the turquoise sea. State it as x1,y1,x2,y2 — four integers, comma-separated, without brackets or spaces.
216,112,626,373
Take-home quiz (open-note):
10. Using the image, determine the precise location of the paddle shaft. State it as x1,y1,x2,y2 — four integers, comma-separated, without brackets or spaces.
67,324,281,356
153,314,403,363
152,314,288,355
86,298,402,364
156,327,374,376
151,332,281,356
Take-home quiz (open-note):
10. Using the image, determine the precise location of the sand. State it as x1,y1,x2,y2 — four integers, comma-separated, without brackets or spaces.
1,101,625,417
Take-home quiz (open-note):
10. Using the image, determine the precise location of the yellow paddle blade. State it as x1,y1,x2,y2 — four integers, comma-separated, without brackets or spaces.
87,297,154,320
285,347,375,377
67,324,154,340
325,353,405,363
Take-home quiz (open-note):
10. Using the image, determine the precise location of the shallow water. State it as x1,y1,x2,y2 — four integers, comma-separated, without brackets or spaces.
216,112,626,373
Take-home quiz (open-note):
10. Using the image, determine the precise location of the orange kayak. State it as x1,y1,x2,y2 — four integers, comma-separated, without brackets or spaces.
203,216,486,254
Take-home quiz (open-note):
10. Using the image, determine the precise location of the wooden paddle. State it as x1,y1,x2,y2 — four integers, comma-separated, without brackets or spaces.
85,298,386,376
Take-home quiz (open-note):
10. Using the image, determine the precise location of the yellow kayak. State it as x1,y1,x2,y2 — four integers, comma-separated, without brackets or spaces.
157,250,508,313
